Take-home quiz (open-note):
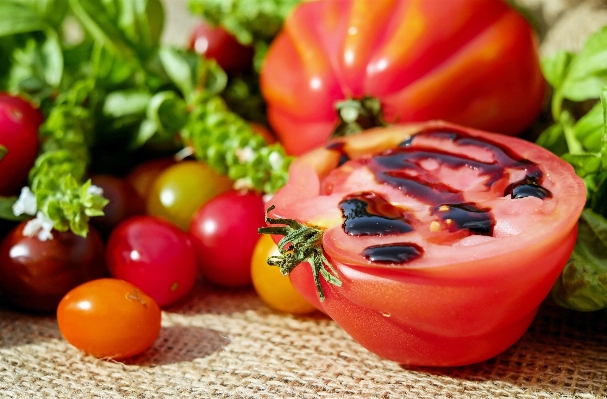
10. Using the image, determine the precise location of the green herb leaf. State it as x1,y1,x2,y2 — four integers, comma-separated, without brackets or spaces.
0,2,49,37
540,50,574,90
560,26,607,102
551,209,607,311
0,196,28,222
561,153,602,178
0,145,6,161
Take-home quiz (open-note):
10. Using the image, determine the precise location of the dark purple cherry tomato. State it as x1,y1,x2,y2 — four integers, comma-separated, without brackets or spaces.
90,174,145,237
0,93,43,196
0,222,107,313
189,190,266,288
188,20,254,75
106,216,199,307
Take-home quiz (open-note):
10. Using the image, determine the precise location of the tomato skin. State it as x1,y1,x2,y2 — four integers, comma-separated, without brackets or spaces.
260,0,546,155
189,190,265,287
189,20,254,75
57,278,161,359
0,93,42,195
267,121,586,366
146,160,233,231
90,174,145,237
106,216,199,307
125,157,175,200
251,234,316,314
0,222,107,313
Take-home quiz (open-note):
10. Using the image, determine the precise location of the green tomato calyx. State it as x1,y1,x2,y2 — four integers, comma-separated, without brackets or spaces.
258,205,342,302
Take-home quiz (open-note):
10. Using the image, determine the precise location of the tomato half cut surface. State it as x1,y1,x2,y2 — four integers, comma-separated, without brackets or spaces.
265,121,586,366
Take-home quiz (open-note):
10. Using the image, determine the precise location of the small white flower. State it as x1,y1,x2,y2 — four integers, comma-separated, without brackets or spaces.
13,187,37,216
268,151,283,170
87,184,104,196
262,193,273,204
235,147,255,164
23,212,55,241
233,177,254,191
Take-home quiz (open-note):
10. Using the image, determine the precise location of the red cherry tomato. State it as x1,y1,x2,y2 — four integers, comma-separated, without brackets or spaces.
0,222,107,313
266,121,586,366
57,278,162,359
189,190,266,288
189,20,254,75
0,93,42,195
260,0,545,155
106,216,199,307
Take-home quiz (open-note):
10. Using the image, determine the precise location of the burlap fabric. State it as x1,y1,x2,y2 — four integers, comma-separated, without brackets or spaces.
3,1,607,398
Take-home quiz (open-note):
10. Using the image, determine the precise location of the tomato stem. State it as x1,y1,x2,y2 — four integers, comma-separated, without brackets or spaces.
332,96,387,138
258,205,342,302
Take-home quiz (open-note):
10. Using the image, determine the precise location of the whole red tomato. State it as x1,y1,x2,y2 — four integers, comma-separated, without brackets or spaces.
189,190,266,288
189,20,254,75
106,216,199,307
260,0,546,155
263,121,585,366
0,93,42,195
0,222,107,313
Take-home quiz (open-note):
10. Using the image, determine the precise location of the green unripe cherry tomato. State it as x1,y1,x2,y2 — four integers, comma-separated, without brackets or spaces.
146,160,233,231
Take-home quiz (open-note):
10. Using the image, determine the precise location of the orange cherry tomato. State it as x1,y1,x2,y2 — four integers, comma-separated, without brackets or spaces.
251,234,316,314
57,278,162,359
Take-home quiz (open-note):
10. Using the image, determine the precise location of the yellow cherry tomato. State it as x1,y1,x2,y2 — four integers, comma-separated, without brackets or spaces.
146,160,233,231
251,234,316,314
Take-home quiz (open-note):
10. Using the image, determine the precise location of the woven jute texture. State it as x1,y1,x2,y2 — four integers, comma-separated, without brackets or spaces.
4,1,607,398
2,283,607,399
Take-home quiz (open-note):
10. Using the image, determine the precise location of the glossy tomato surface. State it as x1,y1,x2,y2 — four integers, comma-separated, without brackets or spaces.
0,222,107,312
251,234,316,314
106,216,198,307
189,190,265,287
260,0,545,155
267,121,586,366
146,160,233,231
57,278,161,359
0,93,42,195
189,20,254,75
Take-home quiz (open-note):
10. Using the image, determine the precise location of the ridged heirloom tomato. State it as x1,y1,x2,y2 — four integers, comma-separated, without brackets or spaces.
262,122,586,366
260,0,545,155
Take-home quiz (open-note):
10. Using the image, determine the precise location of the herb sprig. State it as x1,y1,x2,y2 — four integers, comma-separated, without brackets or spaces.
537,25,607,311
0,0,292,238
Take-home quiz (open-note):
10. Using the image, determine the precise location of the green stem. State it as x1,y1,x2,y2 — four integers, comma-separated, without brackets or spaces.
258,205,342,302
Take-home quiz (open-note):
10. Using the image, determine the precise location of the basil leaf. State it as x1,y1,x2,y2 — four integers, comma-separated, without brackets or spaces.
560,26,607,102
536,122,568,156
146,90,188,134
574,101,603,152
0,196,28,222
551,209,607,311
0,2,48,36
540,50,574,90
158,46,196,99
561,153,602,178
103,89,151,118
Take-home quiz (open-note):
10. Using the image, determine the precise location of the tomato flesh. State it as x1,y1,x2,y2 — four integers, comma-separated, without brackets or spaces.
267,121,586,366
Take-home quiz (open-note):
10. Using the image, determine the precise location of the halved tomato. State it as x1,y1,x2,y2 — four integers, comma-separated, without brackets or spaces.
263,121,586,366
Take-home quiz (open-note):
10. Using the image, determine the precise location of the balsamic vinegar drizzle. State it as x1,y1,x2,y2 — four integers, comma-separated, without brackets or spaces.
339,192,413,236
328,128,553,266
